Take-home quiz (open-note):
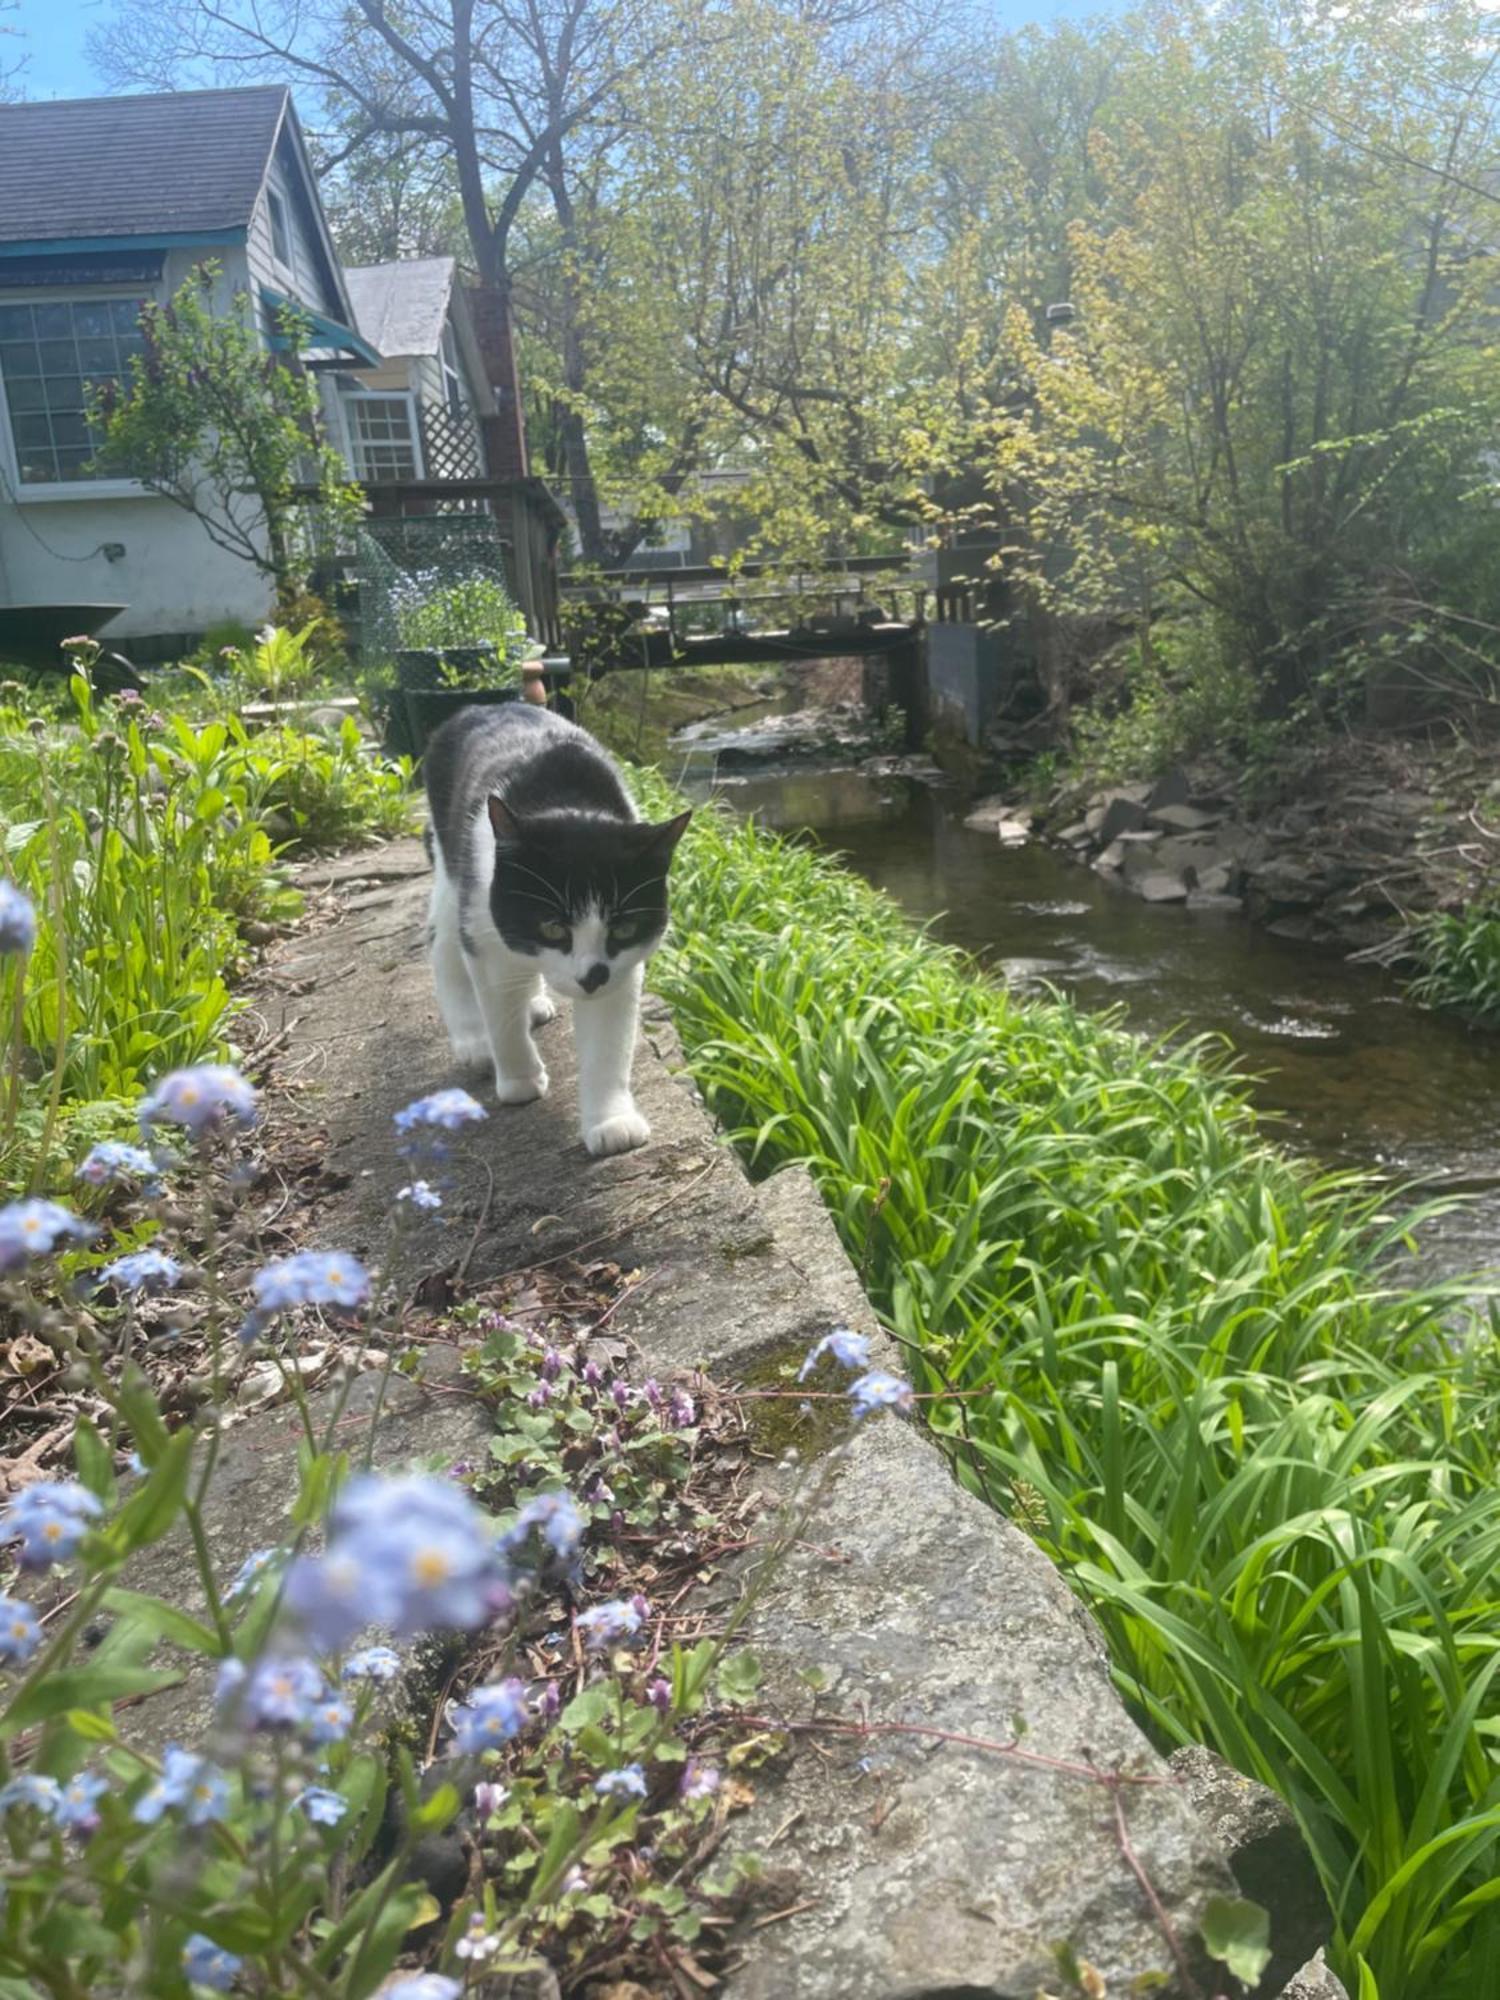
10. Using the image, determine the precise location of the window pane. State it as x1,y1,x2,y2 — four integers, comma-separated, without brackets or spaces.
0,295,146,482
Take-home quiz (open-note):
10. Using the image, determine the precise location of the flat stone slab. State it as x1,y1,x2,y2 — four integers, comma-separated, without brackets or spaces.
198,838,1247,1993
1135,871,1191,903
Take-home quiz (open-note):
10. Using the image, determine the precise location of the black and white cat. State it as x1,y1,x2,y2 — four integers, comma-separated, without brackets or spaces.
422,704,690,1156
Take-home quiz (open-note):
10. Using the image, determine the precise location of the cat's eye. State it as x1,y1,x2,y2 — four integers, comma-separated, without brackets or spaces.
609,918,645,945
538,918,569,944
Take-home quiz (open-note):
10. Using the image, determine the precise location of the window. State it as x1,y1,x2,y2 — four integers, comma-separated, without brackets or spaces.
0,295,146,486
441,325,466,421
267,188,292,268
346,394,421,480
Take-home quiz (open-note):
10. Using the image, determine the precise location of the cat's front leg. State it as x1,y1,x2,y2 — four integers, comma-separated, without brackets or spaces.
470,942,550,1103
575,962,650,1156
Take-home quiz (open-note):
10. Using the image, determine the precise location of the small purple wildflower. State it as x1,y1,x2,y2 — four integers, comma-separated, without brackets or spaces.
681,1759,721,1800
668,1386,696,1429
0,1199,94,1272
799,1327,872,1380
396,1179,443,1211
1,1480,103,1569
541,1346,563,1381
252,1250,370,1314
393,1089,486,1133
582,1359,602,1388
647,1676,672,1713
0,1774,61,1816
576,1599,644,1649
641,1378,664,1409
540,1681,561,1722
504,1489,584,1563
0,880,36,955
305,1693,353,1745
848,1369,915,1419
224,1548,279,1602
133,1746,228,1827
528,1383,552,1409
343,1644,401,1684
450,1678,527,1753
182,1933,242,1992
302,1473,504,1639
454,1912,500,1961
54,1771,108,1833
216,1654,325,1730
593,1763,647,1801
0,1592,42,1664
610,1380,631,1411
297,1785,348,1826
101,1249,184,1293
75,1140,159,1186
474,1779,508,1818
140,1064,257,1135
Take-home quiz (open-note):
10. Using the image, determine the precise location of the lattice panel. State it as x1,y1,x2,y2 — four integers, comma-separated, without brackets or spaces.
419,400,485,481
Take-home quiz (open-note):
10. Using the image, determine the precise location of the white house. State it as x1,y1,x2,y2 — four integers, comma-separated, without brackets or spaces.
0,87,514,654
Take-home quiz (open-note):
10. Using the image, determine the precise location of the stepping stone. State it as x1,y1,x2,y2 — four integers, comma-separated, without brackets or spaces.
1135,871,1189,902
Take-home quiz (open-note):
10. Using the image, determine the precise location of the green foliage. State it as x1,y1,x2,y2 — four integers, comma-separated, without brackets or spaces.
390,569,528,684
0,652,413,1190
647,787,1500,1998
1408,909,1500,1026
1071,617,1264,781
90,263,361,599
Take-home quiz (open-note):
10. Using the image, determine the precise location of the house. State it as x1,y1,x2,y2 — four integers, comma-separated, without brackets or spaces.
0,87,559,656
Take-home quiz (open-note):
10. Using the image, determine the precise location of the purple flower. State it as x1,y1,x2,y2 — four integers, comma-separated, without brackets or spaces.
393,1089,485,1133
647,1676,672,1713
75,1140,160,1186
474,1779,508,1818
799,1327,872,1380
541,1346,563,1381
593,1763,647,1801
305,1693,353,1745
216,1654,325,1730
385,1978,461,2000
641,1378,664,1409
101,1249,184,1294
0,1774,61,1816
504,1489,583,1563
252,1250,370,1313
582,1359,602,1388
297,1785,348,1826
133,1746,229,1826
681,1759,720,1800
343,1644,401,1684
396,1179,443,1211
450,1678,527,1753
224,1548,279,1602
527,1383,552,1410
296,1473,504,1641
182,1933,241,1992
54,1770,107,1833
0,880,36,955
848,1369,915,1419
540,1681,561,1722
668,1387,696,1429
140,1064,257,1135
576,1599,644,1650
0,1592,42,1664
1,1480,103,1568
0,1199,94,1273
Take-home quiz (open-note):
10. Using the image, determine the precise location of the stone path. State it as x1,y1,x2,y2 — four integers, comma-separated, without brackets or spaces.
136,835,1336,1997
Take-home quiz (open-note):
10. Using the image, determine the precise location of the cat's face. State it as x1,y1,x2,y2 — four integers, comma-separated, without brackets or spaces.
486,798,691,1001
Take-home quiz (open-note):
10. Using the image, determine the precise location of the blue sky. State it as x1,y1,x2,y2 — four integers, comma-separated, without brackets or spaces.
12,0,1115,100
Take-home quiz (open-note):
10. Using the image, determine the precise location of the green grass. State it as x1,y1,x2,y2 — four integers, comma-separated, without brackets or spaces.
1409,909,1500,1028
646,788,1500,2000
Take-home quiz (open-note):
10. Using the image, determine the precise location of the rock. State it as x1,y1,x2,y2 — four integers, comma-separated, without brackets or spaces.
1168,1746,1330,1990
963,797,1011,832
1276,1950,1349,2000
1146,766,1192,811
1099,793,1149,844
1094,839,1126,872
1135,871,1190,902
1196,863,1240,896
996,820,1030,846
1249,858,1326,909
1084,802,1109,835
1056,819,1092,845
1148,803,1223,833
1186,892,1244,912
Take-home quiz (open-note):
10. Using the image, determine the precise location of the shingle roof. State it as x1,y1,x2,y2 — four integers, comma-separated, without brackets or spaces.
0,87,289,246
343,258,456,359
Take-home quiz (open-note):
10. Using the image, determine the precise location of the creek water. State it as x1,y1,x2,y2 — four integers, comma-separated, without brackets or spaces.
695,761,1500,1286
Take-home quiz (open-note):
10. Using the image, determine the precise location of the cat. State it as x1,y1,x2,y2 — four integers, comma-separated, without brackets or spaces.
422,703,690,1157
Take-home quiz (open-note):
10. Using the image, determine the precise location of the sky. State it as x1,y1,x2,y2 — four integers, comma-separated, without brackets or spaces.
9,0,1117,101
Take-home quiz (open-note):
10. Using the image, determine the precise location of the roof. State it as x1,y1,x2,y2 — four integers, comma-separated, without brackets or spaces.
0,87,289,247
343,257,457,359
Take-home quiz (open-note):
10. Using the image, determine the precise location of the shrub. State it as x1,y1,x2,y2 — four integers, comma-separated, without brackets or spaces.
1408,908,1500,1027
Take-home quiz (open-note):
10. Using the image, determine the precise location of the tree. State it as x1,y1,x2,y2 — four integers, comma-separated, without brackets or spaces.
92,266,361,604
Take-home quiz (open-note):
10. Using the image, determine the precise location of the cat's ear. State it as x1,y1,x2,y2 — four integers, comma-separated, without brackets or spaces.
487,795,523,845
642,808,692,860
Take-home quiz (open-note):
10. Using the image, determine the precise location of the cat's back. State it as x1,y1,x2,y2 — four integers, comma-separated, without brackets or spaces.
424,703,632,871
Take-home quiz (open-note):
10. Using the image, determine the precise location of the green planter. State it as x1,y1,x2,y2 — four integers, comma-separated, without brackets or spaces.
385,683,523,762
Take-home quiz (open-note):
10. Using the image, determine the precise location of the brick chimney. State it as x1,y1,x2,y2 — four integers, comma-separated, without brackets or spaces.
468,284,530,481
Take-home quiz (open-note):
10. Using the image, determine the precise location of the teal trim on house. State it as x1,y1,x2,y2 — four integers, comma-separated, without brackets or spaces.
260,286,382,367
0,230,246,258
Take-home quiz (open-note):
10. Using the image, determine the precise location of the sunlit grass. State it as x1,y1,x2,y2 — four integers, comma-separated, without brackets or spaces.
648,788,1500,2000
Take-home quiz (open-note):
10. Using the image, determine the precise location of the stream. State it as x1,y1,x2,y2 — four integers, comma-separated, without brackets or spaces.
688,757,1500,1286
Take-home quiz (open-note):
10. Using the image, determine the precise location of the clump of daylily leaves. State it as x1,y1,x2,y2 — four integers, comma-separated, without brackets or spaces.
0,876,913,1997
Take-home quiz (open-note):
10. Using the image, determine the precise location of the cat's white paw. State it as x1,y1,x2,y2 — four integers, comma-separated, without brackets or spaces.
494,1066,549,1105
583,1107,651,1157
449,1034,492,1071
529,992,559,1027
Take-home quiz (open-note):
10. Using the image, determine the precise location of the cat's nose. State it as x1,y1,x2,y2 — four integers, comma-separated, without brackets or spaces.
578,962,610,994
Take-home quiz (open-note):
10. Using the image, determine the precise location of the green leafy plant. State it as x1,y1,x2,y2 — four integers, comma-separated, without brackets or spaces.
390,570,528,686
1408,908,1500,1027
